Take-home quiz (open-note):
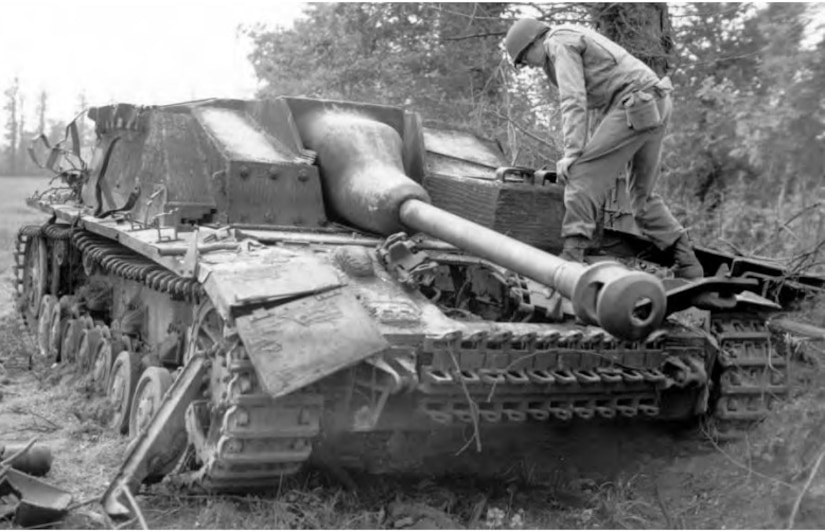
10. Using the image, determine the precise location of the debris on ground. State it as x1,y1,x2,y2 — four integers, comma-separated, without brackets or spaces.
0,461,73,527
387,499,464,529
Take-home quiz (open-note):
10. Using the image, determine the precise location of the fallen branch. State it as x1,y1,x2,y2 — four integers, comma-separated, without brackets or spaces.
65,496,102,512
701,423,798,491
751,202,823,257
9,405,61,430
786,445,825,529
448,348,482,455
122,487,149,530
769,319,825,342
653,482,674,529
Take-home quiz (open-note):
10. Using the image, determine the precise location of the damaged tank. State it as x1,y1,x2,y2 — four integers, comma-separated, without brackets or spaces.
13,97,803,517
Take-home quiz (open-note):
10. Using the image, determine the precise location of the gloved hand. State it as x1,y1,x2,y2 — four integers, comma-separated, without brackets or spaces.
556,156,577,185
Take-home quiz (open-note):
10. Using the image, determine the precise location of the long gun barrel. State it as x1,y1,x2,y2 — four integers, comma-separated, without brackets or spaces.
296,107,666,341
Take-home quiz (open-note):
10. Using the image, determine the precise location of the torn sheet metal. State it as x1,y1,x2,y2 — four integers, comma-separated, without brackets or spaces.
0,467,72,527
198,248,343,317
236,287,389,399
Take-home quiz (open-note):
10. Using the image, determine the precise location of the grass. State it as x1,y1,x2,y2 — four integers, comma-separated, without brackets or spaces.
2,175,825,529
0,175,51,306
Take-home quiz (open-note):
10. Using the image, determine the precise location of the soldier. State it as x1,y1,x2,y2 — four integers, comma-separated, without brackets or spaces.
503,18,704,279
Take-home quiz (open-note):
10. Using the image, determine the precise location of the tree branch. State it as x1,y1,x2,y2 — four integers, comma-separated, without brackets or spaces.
445,30,507,41
491,110,558,153
787,445,825,529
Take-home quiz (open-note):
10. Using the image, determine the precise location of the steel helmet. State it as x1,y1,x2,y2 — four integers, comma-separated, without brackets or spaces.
504,18,550,66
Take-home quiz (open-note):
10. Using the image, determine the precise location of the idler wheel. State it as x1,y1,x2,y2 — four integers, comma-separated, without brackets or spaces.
37,294,57,359
572,262,666,341
91,329,115,393
108,350,143,435
129,366,173,438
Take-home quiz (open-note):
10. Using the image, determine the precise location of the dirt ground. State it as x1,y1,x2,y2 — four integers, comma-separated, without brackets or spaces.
2,175,825,529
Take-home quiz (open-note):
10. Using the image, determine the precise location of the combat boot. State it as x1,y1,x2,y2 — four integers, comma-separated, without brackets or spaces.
560,235,590,263
671,233,704,280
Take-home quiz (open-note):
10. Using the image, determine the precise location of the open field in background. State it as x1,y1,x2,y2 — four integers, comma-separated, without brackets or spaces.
0,176,51,308
0,174,825,529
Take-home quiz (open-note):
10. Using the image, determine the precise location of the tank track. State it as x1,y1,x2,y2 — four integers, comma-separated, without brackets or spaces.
13,225,47,326
178,328,323,490
18,224,793,484
413,328,706,424
14,228,33,299
22,224,322,490
708,313,789,440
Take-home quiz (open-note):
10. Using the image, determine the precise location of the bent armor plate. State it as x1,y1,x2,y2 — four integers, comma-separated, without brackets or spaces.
199,251,343,317
236,287,390,399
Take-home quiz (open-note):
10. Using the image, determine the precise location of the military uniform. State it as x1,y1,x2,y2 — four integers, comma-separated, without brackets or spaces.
542,25,685,251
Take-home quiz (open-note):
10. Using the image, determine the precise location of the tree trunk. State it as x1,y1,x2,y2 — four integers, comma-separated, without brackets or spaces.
38,91,47,135
3,77,20,175
590,3,674,76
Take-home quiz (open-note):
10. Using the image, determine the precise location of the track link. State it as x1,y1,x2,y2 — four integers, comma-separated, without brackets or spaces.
33,224,324,491
181,328,323,490
709,313,789,440
14,225,45,328
415,327,708,424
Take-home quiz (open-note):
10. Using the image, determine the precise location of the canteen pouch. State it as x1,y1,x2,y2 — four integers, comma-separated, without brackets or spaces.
623,91,661,131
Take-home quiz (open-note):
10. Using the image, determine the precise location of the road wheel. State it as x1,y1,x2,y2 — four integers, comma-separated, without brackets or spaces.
78,326,103,372
108,350,143,435
37,294,57,358
129,366,173,438
61,318,84,364
91,327,115,393
47,301,64,363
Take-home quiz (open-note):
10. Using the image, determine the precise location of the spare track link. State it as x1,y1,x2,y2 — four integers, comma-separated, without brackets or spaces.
184,330,323,490
709,313,789,440
414,328,703,424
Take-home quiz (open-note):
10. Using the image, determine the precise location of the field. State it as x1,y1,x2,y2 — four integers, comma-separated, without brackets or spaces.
2,174,825,529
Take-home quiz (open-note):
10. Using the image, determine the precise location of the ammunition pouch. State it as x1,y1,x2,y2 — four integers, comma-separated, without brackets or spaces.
622,77,673,132
623,91,661,132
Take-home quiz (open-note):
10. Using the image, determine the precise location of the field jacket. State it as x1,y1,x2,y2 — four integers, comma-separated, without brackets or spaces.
541,25,661,160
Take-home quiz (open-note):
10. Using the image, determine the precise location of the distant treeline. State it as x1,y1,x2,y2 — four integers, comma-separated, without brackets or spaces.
1,78,94,176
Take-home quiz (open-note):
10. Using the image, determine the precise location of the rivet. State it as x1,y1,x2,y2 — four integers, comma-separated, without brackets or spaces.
298,169,309,182
268,166,279,180
239,165,250,179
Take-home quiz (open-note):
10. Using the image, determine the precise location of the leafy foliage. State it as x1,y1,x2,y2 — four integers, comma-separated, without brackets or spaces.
246,3,593,166
663,3,825,264
247,3,825,268
248,4,508,128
